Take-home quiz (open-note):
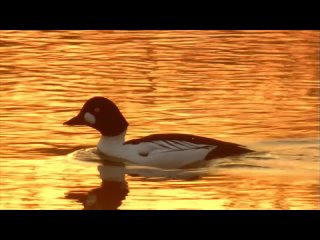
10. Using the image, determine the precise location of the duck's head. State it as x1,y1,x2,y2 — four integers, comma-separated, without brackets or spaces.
64,97,128,136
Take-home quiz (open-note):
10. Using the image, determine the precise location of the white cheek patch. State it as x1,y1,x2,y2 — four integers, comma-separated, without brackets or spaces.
84,112,96,125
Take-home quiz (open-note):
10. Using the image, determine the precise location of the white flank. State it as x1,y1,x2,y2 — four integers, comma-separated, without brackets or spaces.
97,132,217,169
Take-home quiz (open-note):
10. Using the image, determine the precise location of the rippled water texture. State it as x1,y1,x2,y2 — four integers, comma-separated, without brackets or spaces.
0,30,319,209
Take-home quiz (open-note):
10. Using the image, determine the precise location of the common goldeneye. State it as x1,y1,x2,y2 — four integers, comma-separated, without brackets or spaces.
64,97,253,168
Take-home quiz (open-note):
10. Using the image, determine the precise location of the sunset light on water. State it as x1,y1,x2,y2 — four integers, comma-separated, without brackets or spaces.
0,30,319,210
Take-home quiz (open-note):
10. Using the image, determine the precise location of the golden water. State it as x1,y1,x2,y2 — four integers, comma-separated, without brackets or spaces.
0,30,319,209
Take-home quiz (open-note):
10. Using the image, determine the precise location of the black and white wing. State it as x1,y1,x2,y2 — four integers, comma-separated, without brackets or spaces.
125,133,253,160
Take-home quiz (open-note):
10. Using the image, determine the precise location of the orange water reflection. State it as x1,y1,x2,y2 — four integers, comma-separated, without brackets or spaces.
0,30,319,209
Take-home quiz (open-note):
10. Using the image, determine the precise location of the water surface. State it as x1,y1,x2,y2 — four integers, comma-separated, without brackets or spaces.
0,30,319,209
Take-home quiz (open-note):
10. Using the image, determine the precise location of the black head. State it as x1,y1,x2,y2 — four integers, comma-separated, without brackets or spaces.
64,97,128,136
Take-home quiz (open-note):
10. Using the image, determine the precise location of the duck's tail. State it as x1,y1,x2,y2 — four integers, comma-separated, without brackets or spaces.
205,143,254,160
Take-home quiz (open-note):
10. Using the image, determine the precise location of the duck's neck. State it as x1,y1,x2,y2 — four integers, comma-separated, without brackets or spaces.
99,129,127,146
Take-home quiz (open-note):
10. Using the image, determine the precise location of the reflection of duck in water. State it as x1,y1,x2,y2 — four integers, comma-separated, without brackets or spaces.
64,97,253,169
65,158,210,209
66,163,128,210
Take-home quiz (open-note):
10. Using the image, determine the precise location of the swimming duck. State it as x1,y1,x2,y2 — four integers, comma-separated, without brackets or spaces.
64,97,253,168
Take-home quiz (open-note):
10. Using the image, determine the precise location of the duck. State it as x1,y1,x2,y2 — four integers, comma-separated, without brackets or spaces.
64,97,253,169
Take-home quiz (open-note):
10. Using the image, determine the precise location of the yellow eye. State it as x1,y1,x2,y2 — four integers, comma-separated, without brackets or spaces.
94,107,100,113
